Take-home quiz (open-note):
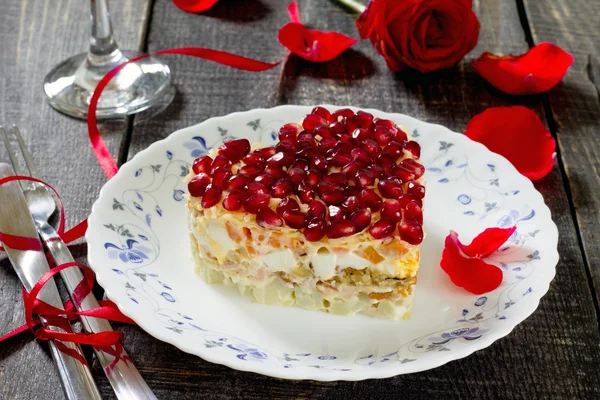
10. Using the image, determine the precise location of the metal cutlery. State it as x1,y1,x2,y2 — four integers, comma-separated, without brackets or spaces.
1,126,157,400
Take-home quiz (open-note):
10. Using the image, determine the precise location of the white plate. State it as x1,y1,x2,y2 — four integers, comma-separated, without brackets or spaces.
87,105,558,381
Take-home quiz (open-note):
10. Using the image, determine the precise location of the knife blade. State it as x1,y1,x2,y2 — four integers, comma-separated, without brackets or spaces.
0,163,102,400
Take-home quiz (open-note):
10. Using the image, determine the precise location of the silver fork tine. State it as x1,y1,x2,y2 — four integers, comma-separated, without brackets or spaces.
12,126,40,179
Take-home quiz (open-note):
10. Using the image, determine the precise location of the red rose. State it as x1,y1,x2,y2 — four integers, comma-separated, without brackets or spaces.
356,0,480,73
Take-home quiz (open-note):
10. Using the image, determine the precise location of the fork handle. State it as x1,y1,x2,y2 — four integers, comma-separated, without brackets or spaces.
38,222,158,400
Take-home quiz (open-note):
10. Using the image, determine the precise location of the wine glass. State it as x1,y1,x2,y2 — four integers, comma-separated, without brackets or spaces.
43,0,173,120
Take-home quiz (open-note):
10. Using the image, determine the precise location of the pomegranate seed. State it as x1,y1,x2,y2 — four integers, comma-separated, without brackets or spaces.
254,173,275,187
291,159,309,171
188,173,211,197
311,106,332,121
339,134,357,146
407,181,426,198
307,200,326,219
218,139,251,163
318,180,341,195
288,168,307,185
350,209,371,232
275,143,296,156
368,164,384,179
328,205,346,221
390,165,416,182
228,174,250,191
265,165,287,179
327,220,356,239
393,128,408,143
212,167,232,188
246,182,269,195
341,161,361,175
362,139,381,159
332,108,355,121
304,217,326,241
321,189,345,205
328,121,346,137
296,147,318,162
356,169,375,187
271,178,293,198
211,155,232,174
404,140,421,158
376,153,396,174
311,155,328,172
267,152,293,168
222,189,245,211
356,111,374,129
381,199,403,222
256,207,283,228
340,195,360,214
303,114,328,130
374,126,393,146
398,221,424,244
242,153,266,168
398,194,423,208
297,183,315,204
400,158,425,178
279,123,302,144
378,178,405,198
201,185,222,209
323,172,347,185
297,132,317,149
238,164,264,178
314,125,334,139
333,142,354,155
282,210,307,229
344,115,360,134
306,170,321,186
358,188,382,212
351,128,370,143
374,118,396,129
255,147,277,159
382,141,405,158
404,201,423,224
192,155,213,175
351,148,371,165
369,218,395,239
244,193,270,214
276,197,300,217
345,186,360,197
318,137,337,153
327,153,353,167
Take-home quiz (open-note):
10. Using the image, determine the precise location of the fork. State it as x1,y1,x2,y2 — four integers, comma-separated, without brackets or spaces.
1,126,158,400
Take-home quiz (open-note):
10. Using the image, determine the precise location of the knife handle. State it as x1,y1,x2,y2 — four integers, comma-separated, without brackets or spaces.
38,222,158,400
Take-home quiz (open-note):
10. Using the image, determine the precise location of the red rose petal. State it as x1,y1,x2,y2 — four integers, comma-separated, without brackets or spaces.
172,0,219,13
278,1,358,63
458,227,517,258
465,106,556,181
440,231,504,295
472,42,574,95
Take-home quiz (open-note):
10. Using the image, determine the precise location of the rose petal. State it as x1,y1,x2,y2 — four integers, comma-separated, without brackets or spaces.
472,42,574,95
172,0,219,13
287,0,301,23
458,227,516,258
440,231,504,295
465,106,556,181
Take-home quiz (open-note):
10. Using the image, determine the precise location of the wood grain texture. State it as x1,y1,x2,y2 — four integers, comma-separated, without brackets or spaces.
521,0,600,307
0,1,150,399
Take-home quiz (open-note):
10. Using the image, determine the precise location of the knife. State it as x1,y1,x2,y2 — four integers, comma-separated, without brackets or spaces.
0,164,102,400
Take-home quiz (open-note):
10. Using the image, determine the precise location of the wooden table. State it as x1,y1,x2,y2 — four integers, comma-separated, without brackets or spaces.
1,0,600,398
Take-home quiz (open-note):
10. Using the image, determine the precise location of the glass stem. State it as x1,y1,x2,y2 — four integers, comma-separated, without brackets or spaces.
88,0,123,65
335,0,366,14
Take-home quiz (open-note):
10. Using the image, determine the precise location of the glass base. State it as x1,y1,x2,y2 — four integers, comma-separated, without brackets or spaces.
44,50,173,120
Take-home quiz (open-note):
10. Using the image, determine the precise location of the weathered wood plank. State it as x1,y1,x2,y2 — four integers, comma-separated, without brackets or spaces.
521,0,600,307
0,1,150,399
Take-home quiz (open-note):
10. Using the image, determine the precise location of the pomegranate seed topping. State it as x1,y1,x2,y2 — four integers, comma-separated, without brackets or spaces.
398,194,423,208
297,183,316,204
304,217,326,241
257,207,283,228
341,161,361,175
318,180,341,195
393,128,408,143
404,201,423,224
321,189,345,205
212,167,232,188
218,139,251,163
279,123,302,144
328,205,346,221
318,137,337,153
246,182,269,195
327,220,356,239
254,173,275,187
340,195,360,214
211,155,232,174
307,200,326,219
244,193,270,214
311,106,332,121
328,121,346,137
297,132,317,149
238,164,264,178
351,148,371,165
351,128,370,143
362,139,381,158
407,181,426,198
358,188,382,211
333,142,354,155
264,165,287,180
282,210,307,229
381,199,403,222
306,170,321,186
356,169,376,187
339,134,357,146
271,178,293,198
192,155,213,175
323,172,348,185
327,153,353,167
350,209,371,232
400,158,425,178
398,221,424,244
344,115,360,133
267,152,293,168
275,143,296,156
332,108,355,120
314,125,334,139
404,140,421,158
390,165,416,182
374,126,393,147
201,185,222,208
222,189,245,211
356,111,374,129
291,159,309,171
382,141,405,158
255,147,277,159
242,153,266,168
276,197,300,217
228,174,250,191
311,155,328,172
296,147,318,162
188,173,211,197
288,168,307,185
345,186,360,197
368,164,384,179
378,178,405,198
376,153,396,174
303,114,328,130
369,218,396,239
374,118,396,129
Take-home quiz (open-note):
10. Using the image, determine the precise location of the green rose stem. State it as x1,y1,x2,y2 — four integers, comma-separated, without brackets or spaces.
335,0,367,14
